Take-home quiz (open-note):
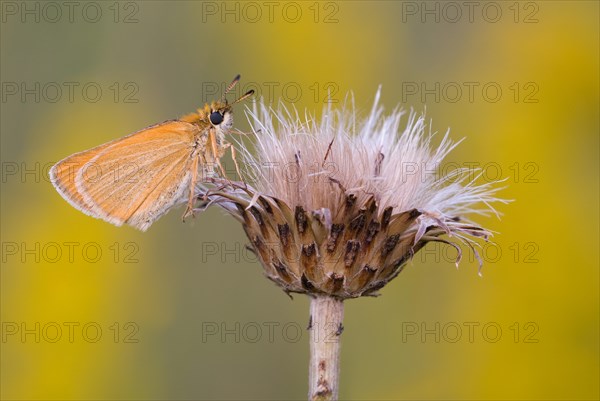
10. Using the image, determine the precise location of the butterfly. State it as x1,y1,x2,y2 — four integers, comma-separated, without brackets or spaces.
49,75,254,231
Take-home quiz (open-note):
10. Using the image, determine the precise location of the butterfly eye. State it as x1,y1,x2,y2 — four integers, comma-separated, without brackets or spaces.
209,111,224,125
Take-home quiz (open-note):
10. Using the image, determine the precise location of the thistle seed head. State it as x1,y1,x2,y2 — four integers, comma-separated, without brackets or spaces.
206,91,506,299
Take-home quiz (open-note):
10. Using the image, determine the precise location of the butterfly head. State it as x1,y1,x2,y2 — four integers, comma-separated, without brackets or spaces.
206,100,234,132
201,75,254,133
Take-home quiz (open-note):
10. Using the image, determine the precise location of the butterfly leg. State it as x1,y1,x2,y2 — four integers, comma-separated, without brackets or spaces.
223,142,243,182
183,154,199,221
231,128,261,136
208,130,228,179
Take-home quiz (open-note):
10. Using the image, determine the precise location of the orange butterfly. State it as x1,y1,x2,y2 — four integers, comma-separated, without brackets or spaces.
50,75,253,231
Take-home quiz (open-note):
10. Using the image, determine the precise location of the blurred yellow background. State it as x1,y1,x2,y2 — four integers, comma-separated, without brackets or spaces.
1,1,598,400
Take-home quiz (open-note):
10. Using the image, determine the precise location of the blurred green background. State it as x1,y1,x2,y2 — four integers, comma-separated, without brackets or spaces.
1,1,598,400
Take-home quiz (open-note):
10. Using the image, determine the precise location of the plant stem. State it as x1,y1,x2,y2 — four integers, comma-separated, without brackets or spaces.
308,295,345,401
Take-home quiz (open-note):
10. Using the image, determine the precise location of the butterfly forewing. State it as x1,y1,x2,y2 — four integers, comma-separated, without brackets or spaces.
50,141,116,214
50,121,201,231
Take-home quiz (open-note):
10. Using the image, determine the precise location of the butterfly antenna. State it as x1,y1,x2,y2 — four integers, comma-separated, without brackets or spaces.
232,89,255,105
222,74,241,103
